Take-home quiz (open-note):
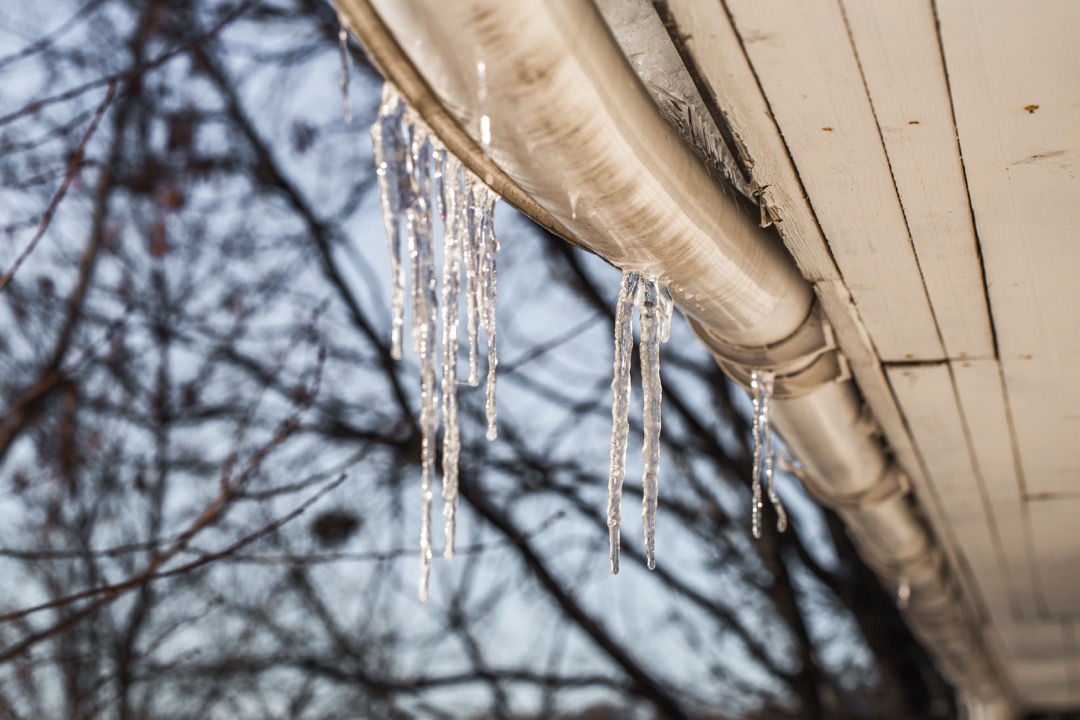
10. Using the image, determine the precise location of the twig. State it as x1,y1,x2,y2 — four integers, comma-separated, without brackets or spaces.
0,469,346,660
0,81,115,294
193,510,567,566
0,0,259,129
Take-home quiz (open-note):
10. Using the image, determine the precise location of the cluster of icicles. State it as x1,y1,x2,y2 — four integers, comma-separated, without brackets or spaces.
371,84,500,602
604,281,787,572
370,84,788,599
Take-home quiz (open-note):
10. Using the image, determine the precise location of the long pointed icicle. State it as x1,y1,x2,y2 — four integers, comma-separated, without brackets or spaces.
479,188,499,440
751,370,787,539
607,273,673,572
409,205,438,602
607,271,638,574
413,128,438,601
636,277,670,570
370,81,503,599
440,152,463,560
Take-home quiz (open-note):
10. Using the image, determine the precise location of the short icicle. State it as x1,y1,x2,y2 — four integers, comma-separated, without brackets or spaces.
337,21,352,125
407,111,439,602
636,277,669,570
750,369,787,539
412,125,438,604
607,271,638,574
658,287,674,344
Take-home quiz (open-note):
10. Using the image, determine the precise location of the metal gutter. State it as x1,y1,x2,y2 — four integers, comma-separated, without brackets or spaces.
335,0,1014,713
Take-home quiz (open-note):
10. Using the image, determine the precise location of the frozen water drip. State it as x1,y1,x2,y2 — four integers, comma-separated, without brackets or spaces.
607,271,673,573
371,82,502,600
338,21,352,125
750,370,788,539
606,271,637,575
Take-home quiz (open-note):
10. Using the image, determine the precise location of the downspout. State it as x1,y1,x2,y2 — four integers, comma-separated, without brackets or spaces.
335,0,1013,712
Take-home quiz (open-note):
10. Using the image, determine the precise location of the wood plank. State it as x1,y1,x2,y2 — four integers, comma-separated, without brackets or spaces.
1004,357,1080,497
937,0,1080,496
887,363,1013,623
951,359,1041,618
658,0,841,283
815,283,926,485
1028,499,1080,618
815,282,977,613
1070,621,1080,707
840,0,995,360
724,0,943,362
992,621,1071,707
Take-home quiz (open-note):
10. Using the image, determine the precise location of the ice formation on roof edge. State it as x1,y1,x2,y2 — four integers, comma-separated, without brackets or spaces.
371,83,500,601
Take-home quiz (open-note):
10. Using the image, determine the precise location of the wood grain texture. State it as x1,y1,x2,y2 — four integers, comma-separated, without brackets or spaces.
659,0,841,284
724,0,943,362
992,621,1073,707
841,0,995,360
937,0,1080,496
1028,498,1080,619
887,363,1013,624
815,282,977,610
951,359,1041,619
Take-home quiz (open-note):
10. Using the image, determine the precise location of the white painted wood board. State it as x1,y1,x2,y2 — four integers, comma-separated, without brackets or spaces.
724,0,943,362
840,0,995,360
887,363,1013,623
1002,357,1080,498
991,621,1072,706
815,283,931,495
1028,498,1080,618
815,281,997,628
951,359,1041,619
937,0,1080,496
659,0,841,283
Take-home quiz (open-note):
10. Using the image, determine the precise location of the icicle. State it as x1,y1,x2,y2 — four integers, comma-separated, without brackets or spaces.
463,174,481,387
370,81,504,599
657,286,674,343
750,370,787,539
338,22,352,125
480,188,499,441
433,146,447,222
636,277,665,570
607,272,672,572
370,86,408,359
607,271,638,574
440,153,463,560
